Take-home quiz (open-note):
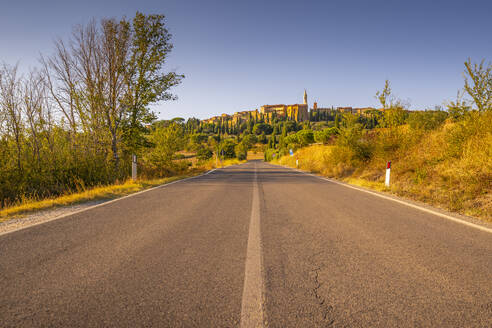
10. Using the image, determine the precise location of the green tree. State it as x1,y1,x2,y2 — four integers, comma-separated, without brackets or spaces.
252,122,273,135
296,129,314,147
241,134,257,149
147,123,184,172
196,145,213,161
446,91,471,121
314,127,339,144
218,139,236,159
122,13,184,154
407,110,448,130
375,79,392,109
258,132,267,144
463,58,491,112
235,141,248,160
334,114,340,128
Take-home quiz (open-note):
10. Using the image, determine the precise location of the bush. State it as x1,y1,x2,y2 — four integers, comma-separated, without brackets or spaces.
196,146,213,161
219,139,236,159
264,148,278,162
252,123,273,135
314,127,339,144
190,133,208,144
283,121,298,133
237,151,247,161
241,134,257,149
235,141,248,160
337,122,373,162
258,132,267,144
407,111,448,130
296,129,315,146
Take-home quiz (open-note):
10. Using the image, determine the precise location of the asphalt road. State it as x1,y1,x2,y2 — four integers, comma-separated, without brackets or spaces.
1,161,491,327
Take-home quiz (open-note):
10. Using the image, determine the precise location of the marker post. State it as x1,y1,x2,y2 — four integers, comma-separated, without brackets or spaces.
132,154,137,181
385,161,391,187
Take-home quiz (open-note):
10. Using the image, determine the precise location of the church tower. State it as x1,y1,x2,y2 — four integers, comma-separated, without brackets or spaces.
302,89,309,121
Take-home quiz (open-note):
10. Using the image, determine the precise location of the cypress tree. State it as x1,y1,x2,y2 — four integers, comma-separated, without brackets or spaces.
335,114,340,129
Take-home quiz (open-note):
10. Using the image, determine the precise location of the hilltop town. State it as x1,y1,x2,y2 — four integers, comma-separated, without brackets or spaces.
202,90,383,124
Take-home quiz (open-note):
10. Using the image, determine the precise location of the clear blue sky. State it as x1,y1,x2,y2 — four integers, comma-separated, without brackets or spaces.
1,0,491,119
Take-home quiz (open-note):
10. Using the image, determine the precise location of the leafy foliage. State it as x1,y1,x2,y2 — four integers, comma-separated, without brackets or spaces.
0,13,182,206
463,58,491,112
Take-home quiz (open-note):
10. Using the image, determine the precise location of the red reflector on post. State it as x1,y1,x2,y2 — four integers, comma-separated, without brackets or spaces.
387,161,391,169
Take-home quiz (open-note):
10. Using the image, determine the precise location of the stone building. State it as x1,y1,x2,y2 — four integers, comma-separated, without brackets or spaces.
259,90,309,121
231,109,259,124
312,102,333,113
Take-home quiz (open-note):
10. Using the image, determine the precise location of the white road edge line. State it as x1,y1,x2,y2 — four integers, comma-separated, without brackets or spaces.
240,162,267,328
284,165,492,234
0,169,218,237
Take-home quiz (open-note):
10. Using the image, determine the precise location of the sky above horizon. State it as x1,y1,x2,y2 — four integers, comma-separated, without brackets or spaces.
1,0,491,120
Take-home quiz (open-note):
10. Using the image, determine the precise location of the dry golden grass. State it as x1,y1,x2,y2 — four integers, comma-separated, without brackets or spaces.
221,158,246,167
273,114,492,222
0,173,203,222
197,158,246,171
344,177,390,192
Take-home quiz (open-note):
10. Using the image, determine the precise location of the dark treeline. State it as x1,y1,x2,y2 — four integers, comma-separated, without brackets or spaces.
0,12,183,207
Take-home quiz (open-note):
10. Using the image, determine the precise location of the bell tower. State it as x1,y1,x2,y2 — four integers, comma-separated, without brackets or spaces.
303,89,308,106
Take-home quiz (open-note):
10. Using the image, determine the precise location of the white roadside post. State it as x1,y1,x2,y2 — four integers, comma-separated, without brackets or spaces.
385,161,391,187
132,154,137,181
290,149,298,168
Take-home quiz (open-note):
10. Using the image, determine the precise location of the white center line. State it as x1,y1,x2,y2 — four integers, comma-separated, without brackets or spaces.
240,162,267,328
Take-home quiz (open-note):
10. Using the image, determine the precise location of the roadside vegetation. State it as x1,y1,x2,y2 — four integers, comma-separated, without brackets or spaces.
0,174,192,221
270,61,491,221
0,11,489,222
0,12,246,218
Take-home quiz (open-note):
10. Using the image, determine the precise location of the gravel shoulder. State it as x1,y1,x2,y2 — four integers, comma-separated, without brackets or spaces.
0,200,108,235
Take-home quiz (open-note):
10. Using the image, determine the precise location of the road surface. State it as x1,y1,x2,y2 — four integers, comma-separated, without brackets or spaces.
1,161,491,327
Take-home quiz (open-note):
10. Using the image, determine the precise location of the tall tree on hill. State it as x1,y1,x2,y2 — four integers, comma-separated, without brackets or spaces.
375,79,392,110
271,131,277,149
335,114,340,128
247,119,254,134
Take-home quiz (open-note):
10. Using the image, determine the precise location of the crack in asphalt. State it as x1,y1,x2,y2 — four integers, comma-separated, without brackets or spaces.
311,265,335,327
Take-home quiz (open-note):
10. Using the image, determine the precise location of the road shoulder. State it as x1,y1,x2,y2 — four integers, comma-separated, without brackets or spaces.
0,170,216,236
269,162,492,232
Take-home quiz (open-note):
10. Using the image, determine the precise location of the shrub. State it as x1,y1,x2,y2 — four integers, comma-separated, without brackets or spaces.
241,134,257,148
219,139,236,159
314,127,339,144
296,129,314,146
407,111,448,130
237,151,247,161
235,141,248,160
196,146,213,161
252,123,273,135
264,148,277,162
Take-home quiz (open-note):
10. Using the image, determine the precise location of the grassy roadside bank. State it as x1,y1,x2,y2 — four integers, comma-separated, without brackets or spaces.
0,157,247,223
272,141,491,223
0,174,197,222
